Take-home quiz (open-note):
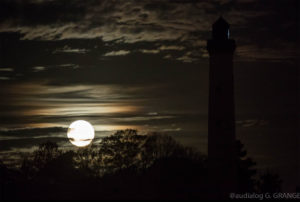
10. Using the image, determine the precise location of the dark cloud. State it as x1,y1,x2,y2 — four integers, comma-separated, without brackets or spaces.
0,0,297,66
0,127,67,151
0,0,86,25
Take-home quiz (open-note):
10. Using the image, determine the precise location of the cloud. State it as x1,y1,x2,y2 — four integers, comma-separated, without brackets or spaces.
159,45,185,51
164,54,172,59
32,66,46,72
0,127,68,155
236,44,297,62
138,45,185,55
58,64,80,69
0,0,296,62
0,77,10,80
0,68,14,72
236,119,270,128
103,50,131,56
177,55,195,63
0,126,76,167
0,67,14,81
0,127,66,139
147,112,158,116
0,0,250,42
176,51,201,63
53,45,89,54
0,79,206,137
140,49,160,54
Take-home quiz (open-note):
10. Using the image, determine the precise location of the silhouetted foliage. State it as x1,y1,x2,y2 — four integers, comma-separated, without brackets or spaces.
0,159,6,200
98,129,145,172
140,132,203,168
235,140,257,193
0,130,283,199
256,170,282,193
73,129,204,177
0,159,23,200
21,141,62,178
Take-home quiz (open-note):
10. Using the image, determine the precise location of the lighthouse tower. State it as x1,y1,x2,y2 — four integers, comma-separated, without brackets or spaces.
207,17,237,197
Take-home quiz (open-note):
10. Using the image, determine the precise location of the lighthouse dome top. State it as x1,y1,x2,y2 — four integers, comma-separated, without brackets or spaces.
213,16,229,28
212,16,230,40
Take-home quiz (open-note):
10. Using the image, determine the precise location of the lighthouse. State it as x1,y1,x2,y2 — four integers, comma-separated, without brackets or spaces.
207,17,237,197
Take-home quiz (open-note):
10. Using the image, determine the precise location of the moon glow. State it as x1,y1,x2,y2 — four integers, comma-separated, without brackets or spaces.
67,120,95,147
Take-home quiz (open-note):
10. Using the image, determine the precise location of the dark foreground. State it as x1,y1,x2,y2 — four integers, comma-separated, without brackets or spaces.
0,130,281,200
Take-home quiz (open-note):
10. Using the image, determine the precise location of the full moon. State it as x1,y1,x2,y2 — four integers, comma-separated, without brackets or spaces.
67,120,95,147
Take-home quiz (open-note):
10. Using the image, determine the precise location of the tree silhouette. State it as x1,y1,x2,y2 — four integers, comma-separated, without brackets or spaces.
73,129,205,177
235,140,257,193
140,132,203,169
234,140,282,193
98,129,146,172
256,170,282,193
0,130,283,199
21,141,62,178
0,160,6,200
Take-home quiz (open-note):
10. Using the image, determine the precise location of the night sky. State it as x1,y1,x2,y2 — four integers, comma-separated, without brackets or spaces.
0,0,298,192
